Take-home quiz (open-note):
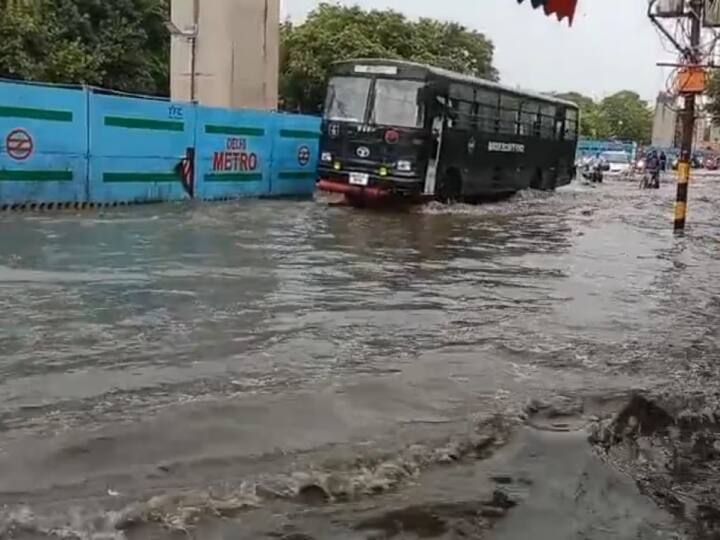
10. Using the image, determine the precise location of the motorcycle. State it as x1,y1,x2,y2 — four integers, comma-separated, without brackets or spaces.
581,162,603,184
639,169,660,189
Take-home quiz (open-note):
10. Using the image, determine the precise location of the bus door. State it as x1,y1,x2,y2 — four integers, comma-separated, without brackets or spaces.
424,106,446,196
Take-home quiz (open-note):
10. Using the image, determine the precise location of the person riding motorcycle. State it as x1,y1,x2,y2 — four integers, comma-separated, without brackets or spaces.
645,151,660,189
581,154,603,183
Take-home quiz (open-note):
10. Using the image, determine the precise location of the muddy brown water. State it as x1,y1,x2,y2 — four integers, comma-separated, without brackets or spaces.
0,175,718,539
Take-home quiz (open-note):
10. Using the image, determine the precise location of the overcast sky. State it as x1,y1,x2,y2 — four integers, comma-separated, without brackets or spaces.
281,0,676,104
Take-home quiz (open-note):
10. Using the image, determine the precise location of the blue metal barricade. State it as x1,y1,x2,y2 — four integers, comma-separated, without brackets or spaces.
88,91,196,204
269,114,320,196
0,81,88,205
195,107,272,200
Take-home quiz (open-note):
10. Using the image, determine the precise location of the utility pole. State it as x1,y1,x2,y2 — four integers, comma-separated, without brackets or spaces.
674,0,702,232
649,0,709,233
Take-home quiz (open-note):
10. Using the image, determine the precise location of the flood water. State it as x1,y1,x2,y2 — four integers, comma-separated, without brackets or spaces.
0,176,718,539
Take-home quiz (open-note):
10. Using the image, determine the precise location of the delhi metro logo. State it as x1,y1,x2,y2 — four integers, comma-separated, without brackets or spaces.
298,145,311,166
6,129,33,161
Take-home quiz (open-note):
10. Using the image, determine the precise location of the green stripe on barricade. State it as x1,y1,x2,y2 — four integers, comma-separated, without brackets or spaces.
103,172,180,183
279,129,320,139
104,116,184,132
205,125,265,136
0,170,73,181
0,106,73,122
278,171,316,180
204,173,264,182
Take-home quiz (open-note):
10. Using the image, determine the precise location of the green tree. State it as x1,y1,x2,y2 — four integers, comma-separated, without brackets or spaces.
49,0,170,94
280,3,497,113
0,0,169,95
554,90,652,142
554,92,608,138
599,91,652,143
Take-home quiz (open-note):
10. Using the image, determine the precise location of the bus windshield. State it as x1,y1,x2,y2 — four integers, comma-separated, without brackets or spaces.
324,77,371,123
371,79,425,128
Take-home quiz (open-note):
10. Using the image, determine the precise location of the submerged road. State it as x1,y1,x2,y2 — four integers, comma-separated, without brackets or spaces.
0,175,718,539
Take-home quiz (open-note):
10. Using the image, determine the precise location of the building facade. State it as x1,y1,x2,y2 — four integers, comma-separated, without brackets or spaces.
693,94,720,151
170,0,279,110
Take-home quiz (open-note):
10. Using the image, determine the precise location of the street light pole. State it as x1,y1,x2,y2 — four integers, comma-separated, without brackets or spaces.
166,16,199,103
190,0,199,103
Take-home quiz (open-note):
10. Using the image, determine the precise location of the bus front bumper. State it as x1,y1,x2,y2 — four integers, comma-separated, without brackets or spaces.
316,169,424,198
316,179,391,199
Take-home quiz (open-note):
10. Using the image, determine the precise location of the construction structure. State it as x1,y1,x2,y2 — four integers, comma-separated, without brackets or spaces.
169,0,279,110
651,92,679,148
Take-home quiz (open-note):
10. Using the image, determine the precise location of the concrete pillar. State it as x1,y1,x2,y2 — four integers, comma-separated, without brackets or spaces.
170,0,279,110
651,92,678,148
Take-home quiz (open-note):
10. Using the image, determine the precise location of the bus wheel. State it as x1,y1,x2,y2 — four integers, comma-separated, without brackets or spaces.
543,170,558,191
530,169,543,190
437,169,462,203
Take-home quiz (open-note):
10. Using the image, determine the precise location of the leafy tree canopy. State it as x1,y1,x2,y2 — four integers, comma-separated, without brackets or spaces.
280,3,497,113
555,90,653,143
0,0,169,95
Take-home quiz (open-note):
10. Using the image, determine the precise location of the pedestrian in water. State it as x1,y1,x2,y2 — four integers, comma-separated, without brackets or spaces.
659,151,667,173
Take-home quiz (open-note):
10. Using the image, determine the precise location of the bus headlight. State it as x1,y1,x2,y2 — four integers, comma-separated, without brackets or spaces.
396,160,412,172
321,152,333,162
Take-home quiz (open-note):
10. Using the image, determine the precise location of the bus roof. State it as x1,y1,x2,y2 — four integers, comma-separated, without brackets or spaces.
332,58,579,109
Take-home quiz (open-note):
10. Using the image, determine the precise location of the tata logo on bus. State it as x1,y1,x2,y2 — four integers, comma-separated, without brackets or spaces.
212,137,258,172
487,142,526,154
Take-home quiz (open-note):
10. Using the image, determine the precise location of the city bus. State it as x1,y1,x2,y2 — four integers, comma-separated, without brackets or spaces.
316,59,579,204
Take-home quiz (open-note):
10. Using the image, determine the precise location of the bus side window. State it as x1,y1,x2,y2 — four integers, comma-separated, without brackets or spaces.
449,84,473,131
475,88,499,133
565,109,578,140
470,102,480,131
555,109,565,140
519,101,539,137
450,84,474,103
540,104,556,139
499,94,520,135
447,99,458,128
455,100,473,130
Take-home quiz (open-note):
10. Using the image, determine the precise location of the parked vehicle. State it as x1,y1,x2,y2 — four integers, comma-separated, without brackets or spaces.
600,151,631,175
671,154,703,170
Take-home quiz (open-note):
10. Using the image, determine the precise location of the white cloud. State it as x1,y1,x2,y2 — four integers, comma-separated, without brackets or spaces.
282,0,678,103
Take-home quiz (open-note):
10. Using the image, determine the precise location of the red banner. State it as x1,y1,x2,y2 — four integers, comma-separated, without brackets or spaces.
516,0,578,24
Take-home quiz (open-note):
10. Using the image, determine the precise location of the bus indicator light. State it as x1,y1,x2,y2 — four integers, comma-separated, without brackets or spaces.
385,129,400,144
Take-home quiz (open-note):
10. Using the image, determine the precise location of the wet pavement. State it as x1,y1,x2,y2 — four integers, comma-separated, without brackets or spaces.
0,174,718,539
